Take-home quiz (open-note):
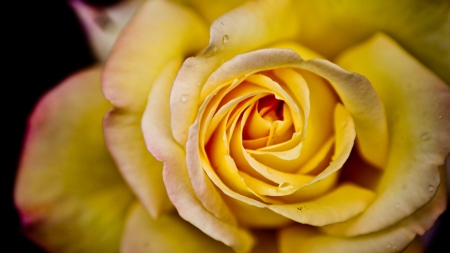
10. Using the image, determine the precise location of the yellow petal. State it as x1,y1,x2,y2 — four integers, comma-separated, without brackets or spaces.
103,0,208,110
183,0,248,24
170,0,301,146
269,183,375,226
298,58,389,169
294,0,450,84
102,0,208,217
142,61,254,253
14,66,134,253
222,193,292,228
270,41,326,60
322,33,450,236
279,166,447,253
121,202,234,253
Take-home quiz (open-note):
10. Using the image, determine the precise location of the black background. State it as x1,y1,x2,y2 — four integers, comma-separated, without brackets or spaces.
8,0,448,252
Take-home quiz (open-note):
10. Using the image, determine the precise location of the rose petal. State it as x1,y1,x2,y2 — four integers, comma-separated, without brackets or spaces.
183,0,248,23
279,166,447,253
322,33,450,236
121,202,234,253
270,41,326,60
15,66,134,252
269,183,375,226
142,60,254,252
70,0,143,61
298,58,389,169
294,0,450,84
171,0,301,146
102,0,208,217
222,194,292,228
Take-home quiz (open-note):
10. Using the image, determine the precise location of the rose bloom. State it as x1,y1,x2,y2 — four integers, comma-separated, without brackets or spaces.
15,0,450,252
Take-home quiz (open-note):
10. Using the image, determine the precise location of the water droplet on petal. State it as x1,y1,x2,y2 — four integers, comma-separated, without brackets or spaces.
213,47,218,53
386,244,392,249
421,132,431,141
428,185,435,192
222,35,229,43
180,95,188,102
438,115,443,119
392,245,397,250
279,182,293,191
395,203,400,208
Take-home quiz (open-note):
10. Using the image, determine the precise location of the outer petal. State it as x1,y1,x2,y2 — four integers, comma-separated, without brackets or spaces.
322,33,450,236
102,0,209,217
279,166,447,253
294,0,450,84
70,0,144,62
170,0,301,146
14,66,134,253
183,0,249,24
142,60,254,252
121,202,233,253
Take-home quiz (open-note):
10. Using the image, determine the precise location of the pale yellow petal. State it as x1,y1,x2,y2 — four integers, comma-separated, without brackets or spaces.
102,0,208,217
323,33,450,237
183,0,248,23
279,166,447,253
142,61,254,253
294,0,450,84
15,66,134,253
121,202,234,253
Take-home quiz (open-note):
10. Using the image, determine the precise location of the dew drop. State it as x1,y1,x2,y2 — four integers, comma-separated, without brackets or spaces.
180,94,188,102
438,115,443,119
231,65,236,68
279,182,293,191
213,47,218,53
428,185,435,192
395,203,400,208
421,132,431,141
222,35,229,43
386,244,392,249
392,245,397,250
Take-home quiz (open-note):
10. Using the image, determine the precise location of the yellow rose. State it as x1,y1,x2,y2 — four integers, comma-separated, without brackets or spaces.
15,0,450,253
